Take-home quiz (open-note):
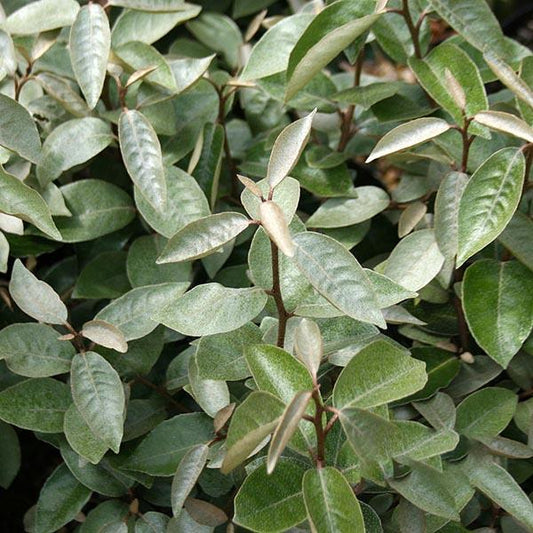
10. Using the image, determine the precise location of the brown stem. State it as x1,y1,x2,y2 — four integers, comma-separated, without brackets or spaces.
270,240,290,348
402,0,422,59
133,375,190,412
459,120,474,173
312,389,326,468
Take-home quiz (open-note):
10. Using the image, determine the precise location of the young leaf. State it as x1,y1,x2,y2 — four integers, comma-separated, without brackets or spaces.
292,232,385,328
81,320,128,354
474,110,533,143
333,340,427,410
171,444,209,517
293,318,323,377
0,168,60,240
457,148,525,266
259,200,295,257
119,109,167,211
233,460,307,532
267,390,312,474
69,4,110,109
462,260,533,368
70,351,125,453
286,0,381,100
267,110,316,189
9,259,68,325
303,467,365,533
366,118,451,163
157,213,250,264
0,378,71,433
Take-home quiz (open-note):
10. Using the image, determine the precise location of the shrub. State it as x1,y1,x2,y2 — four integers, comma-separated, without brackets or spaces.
0,0,532,531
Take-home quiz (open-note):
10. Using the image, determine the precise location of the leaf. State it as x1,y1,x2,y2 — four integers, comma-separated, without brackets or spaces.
475,110,533,143
70,351,125,453
306,187,390,228
383,229,445,292
0,420,20,489
82,320,128,354
499,211,533,271
398,202,427,238
63,404,108,465
0,94,41,163
413,392,456,430
196,322,261,381
333,81,403,109
10,259,67,325
157,213,250,264
233,460,307,532
171,444,209,517
365,270,417,309
462,260,533,368
260,200,295,257
303,467,365,533
4,0,80,35
156,284,267,337
119,109,167,212
456,387,517,440
0,323,74,377
169,55,215,94
109,0,189,10
95,282,188,341
222,390,285,474
366,118,451,163
55,179,135,243
286,0,381,100
267,110,316,189
34,464,92,533
0,169,60,240
79,500,129,532
0,378,71,433
135,165,210,239
267,390,312,474
69,4,110,109
333,340,427,410
0,213,23,235
123,413,213,476
241,13,314,81
292,232,385,328
293,318,323,377
37,118,113,186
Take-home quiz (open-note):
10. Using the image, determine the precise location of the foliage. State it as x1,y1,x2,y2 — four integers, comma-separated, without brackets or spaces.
0,0,532,531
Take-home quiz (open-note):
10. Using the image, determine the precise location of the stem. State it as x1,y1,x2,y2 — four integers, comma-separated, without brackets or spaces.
523,144,533,196
312,389,326,468
402,0,422,59
270,240,290,348
453,267,470,354
460,119,474,173
133,375,190,412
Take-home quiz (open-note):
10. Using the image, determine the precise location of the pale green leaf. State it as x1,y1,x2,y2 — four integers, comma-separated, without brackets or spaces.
109,0,188,10
293,318,323,378
69,4,110,109
82,320,128,354
398,202,427,238
259,200,295,257
169,55,215,94
474,110,533,143
70,351,125,453
0,213,23,235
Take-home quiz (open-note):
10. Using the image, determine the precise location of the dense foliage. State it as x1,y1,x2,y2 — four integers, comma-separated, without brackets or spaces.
0,0,532,531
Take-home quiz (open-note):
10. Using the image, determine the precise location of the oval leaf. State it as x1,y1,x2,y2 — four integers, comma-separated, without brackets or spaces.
82,320,128,354
260,200,295,257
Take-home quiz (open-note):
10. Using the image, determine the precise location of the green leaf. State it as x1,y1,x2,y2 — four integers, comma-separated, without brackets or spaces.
10,259,67,324
3,0,80,35
135,165,210,239
292,232,385,328
457,148,525,266
303,467,365,533
456,387,517,440
241,14,313,81
0,94,42,164
413,392,456,430
55,179,135,242
0,377,71,433
196,322,261,381
123,413,213,476
233,0,276,18
37,118,113,186
63,404,108,465
0,420,20,489
169,54,216,94
365,269,417,309
233,459,307,532
79,500,129,533
333,81,403,109
293,318,323,378
498,211,533,271
474,110,533,143
222,390,285,474
286,0,381,100
109,0,188,10
123,397,166,442
34,464,92,533
157,212,250,264
95,282,188,341
0,323,74,377
70,351,125,453
171,444,209,517
0,168,60,240
156,284,267,337
267,390,312,474
383,229,445,292
119,109,167,212
306,187,390,228
260,200,295,257
333,340,427,410
69,4,110,109
366,118,451,163
462,260,533,367
267,110,316,189
81,320,128,354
